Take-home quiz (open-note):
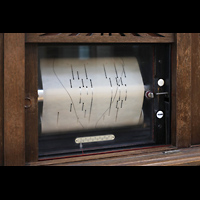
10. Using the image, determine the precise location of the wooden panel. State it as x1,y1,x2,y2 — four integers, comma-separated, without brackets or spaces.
191,33,200,144
27,146,175,166
175,33,192,148
26,33,175,43
171,34,177,147
25,44,38,162
1,32,199,165
4,33,25,166
0,33,3,166
27,146,200,166
23,32,200,165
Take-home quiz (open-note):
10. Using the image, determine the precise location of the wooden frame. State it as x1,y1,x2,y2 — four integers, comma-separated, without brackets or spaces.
171,33,200,147
25,44,38,162
4,33,25,166
191,33,200,144
0,33,4,166
26,33,175,43
1,33,200,166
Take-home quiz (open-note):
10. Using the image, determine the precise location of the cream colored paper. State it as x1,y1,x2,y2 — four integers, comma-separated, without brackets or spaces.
40,57,144,134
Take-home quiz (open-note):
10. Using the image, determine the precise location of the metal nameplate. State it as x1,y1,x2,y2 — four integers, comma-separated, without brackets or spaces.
75,134,115,144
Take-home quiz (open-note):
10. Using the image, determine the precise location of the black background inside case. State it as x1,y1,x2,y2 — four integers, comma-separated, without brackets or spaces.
38,44,171,159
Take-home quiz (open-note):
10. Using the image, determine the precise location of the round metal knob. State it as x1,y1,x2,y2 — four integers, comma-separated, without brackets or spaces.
145,90,154,99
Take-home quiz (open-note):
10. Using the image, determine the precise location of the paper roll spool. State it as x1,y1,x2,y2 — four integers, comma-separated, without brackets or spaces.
40,57,144,134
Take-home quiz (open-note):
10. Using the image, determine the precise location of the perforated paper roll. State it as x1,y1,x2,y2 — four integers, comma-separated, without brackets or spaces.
40,57,144,134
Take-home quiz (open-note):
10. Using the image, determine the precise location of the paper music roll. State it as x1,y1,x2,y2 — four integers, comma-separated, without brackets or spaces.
40,57,144,134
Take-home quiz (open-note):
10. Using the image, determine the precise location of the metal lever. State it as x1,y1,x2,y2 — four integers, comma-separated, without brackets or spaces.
155,92,168,96
145,91,168,99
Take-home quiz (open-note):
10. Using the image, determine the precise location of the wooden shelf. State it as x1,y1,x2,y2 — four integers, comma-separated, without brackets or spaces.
27,145,200,166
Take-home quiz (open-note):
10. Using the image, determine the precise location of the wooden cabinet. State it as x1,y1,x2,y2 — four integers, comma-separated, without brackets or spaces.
1,33,200,166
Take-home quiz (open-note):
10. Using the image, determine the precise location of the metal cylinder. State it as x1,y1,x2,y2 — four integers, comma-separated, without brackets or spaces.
38,89,43,102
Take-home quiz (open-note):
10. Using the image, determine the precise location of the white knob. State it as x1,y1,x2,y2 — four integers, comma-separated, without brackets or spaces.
156,111,164,119
158,79,164,87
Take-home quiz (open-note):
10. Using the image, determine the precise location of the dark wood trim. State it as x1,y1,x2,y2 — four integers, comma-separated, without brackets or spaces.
191,33,200,144
25,44,38,162
174,33,192,148
25,33,175,43
4,33,25,166
172,33,200,147
27,146,175,166
171,34,177,147
0,33,4,166
28,145,200,166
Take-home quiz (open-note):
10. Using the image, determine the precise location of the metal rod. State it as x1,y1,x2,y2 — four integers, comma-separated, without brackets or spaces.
155,92,168,95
